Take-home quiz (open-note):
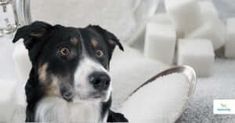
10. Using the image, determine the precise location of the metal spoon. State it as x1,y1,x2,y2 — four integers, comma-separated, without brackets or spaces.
129,65,197,97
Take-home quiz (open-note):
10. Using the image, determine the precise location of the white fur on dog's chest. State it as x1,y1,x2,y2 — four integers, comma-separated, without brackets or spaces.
69,101,102,123
35,97,104,123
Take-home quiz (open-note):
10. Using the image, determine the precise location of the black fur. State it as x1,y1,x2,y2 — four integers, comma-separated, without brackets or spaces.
108,110,128,122
13,21,128,122
104,98,128,122
87,25,124,51
25,68,43,121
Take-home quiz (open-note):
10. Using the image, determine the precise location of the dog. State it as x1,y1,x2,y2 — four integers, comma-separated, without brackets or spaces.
13,21,128,123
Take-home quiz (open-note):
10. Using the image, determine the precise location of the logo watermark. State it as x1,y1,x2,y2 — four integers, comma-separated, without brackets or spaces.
213,99,235,114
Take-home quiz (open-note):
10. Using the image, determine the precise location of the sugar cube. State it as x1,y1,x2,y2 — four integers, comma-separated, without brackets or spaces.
178,39,215,77
144,22,176,64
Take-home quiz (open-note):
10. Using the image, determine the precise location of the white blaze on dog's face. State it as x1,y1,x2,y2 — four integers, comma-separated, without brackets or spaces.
72,28,115,102
74,56,111,101
73,33,111,101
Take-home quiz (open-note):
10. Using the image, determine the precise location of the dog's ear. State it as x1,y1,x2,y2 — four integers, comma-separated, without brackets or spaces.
13,21,52,64
88,25,124,51
13,21,52,50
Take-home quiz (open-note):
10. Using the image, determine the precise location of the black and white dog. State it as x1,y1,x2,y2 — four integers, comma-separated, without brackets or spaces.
13,21,128,122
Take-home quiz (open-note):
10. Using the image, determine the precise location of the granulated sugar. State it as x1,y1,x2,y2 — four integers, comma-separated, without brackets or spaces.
120,73,190,123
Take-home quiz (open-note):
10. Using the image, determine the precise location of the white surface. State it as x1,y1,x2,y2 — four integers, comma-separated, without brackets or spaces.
178,39,215,77
121,73,190,123
165,0,202,37
144,22,176,64
225,18,235,58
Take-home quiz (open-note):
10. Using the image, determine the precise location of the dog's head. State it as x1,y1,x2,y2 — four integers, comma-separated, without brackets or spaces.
13,21,123,102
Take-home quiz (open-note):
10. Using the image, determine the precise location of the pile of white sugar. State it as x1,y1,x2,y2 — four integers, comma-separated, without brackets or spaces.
120,73,190,123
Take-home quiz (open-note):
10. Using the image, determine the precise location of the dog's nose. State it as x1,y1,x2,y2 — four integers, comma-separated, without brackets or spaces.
89,72,110,90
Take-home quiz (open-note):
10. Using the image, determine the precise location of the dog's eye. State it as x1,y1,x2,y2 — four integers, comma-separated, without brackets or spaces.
96,50,104,58
58,47,71,57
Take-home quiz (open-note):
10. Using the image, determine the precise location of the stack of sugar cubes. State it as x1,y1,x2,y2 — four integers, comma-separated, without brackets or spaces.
143,0,234,77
